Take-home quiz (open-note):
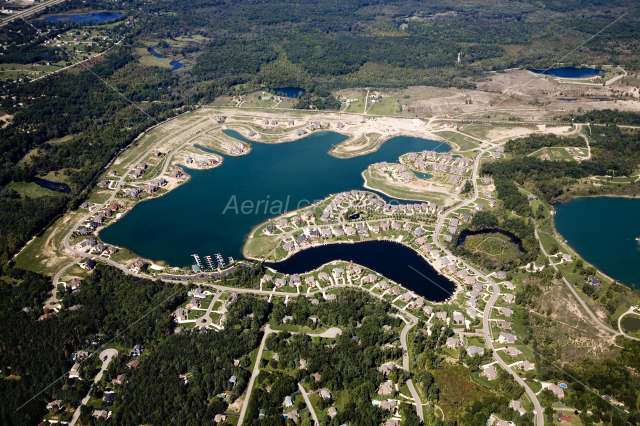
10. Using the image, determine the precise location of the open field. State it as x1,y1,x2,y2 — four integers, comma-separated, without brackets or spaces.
7,181,67,198
434,130,481,151
367,98,397,115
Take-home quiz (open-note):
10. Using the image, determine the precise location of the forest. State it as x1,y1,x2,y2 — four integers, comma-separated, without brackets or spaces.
504,134,586,156
483,124,640,204
0,265,184,426
246,290,406,426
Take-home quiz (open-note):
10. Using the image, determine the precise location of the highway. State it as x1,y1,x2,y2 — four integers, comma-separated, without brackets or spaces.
0,0,67,27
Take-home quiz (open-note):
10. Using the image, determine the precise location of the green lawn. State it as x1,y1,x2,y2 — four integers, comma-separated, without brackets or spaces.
367,98,397,115
7,181,67,198
345,101,366,114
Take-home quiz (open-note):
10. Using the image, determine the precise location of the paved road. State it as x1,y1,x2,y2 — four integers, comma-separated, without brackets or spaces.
0,0,67,26
298,383,320,425
45,258,79,309
399,313,424,422
238,325,274,426
69,348,118,426
483,284,543,426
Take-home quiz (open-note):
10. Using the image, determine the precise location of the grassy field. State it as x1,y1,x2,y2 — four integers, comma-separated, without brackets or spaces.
243,235,279,260
433,364,492,419
436,131,480,152
344,100,366,114
532,147,577,162
134,47,175,69
362,168,451,204
7,181,66,198
367,98,397,115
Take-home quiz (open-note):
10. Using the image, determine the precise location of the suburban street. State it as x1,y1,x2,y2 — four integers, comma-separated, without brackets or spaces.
69,348,118,426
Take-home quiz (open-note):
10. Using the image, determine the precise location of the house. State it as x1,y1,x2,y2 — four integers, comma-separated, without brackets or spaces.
285,410,298,423
352,335,360,344
467,346,484,357
312,372,322,382
289,274,301,286
127,360,140,369
447,263,458,274
282,315,294,323
380,400,398,412
481,364,498,381
503,347,522,357
502,281,516,290
112,374,125,385
378,380,394,395
318,272,331,281
509,400,527,416
174,308,188,323
320,388,332,399
547,384,565,399
385,419,401,426
378,362,396,375
446,337,462,349
283,241,296,251
46,400,62,411
229,375,237,387
131,344,142,357
463,275,476,285
93,409,110,419
328,407,338,418
275,278,287,287
489,199,497,207
587,276,601,291
326,294,337,302
305,276,317,287
98,180,110,188
131,259,146,271
284,396,293,407
561,254,573,263
436,311,447,322
423,306,433,316
557,411,573,423
332,268,344,277
69,363,81,379
517,360,535,371
498,331,517,344
499,307,514,317
495,271,507,280
214,414,227,423
85,259,96,270
103,391,115,404
453,311,465,324
498,320,512,330
465,307,479,318
399,292,414,303
503,294,515,303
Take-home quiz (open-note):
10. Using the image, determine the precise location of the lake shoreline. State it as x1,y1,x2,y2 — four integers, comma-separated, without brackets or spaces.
249,237,463,303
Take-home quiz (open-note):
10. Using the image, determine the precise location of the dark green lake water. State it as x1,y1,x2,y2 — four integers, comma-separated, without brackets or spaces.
100,131,449,266
554,197,640,288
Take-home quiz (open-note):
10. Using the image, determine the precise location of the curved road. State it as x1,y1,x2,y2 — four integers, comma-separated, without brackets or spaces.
69,348,118,426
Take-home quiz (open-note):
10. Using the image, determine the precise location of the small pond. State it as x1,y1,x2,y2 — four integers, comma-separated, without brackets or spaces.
413,172,432,179
274,88,306,98
529,67,604,79
35,178,71,194
38,12,122,24
147,45,185,73
622,315,640,332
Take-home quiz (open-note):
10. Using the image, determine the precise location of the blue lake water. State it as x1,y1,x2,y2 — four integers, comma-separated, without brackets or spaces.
274,88,306,98
38,12,122,24
272,240,455,302
100,131,450,267
530,67,604,79
554,197,640,288
147,45,185,73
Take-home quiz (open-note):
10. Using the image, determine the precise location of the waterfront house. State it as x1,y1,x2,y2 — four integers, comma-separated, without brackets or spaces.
297,234,308,244
391,221,402,230
423,306,433,315
289,274,301,286
378,281,389,290
363,273,378,283
399,293,413,303
318,272,331,281
283,241,296,251
275,278,287,287
131,259,146,272
305,276,317,287
332,268,344,277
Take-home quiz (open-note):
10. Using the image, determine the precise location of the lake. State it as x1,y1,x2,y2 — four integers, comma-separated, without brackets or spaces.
147,45,184,73
274,88,306,98
35,178,71,194
100,131,450,266
270,240,455,302
530,67,604,79
554,197,640,288
38,12,122,24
